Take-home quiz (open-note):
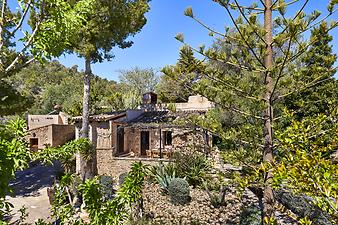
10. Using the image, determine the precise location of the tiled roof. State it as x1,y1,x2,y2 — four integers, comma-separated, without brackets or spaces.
126,110,206,128
73,111,126,122
128,111,175,124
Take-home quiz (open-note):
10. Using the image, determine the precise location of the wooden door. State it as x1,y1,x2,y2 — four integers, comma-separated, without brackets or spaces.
117,126,124,154
140,131,149,156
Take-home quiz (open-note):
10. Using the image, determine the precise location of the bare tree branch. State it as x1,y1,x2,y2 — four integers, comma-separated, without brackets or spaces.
5,21,41,73
186,42,265,73
229,3,264,12
0,0,7,54
177,72,264,120
259,0,266,8
9,0,32,37
201,72,264,102
190,16,239,42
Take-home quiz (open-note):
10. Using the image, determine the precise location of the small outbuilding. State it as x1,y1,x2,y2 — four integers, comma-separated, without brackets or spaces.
26,111,75,151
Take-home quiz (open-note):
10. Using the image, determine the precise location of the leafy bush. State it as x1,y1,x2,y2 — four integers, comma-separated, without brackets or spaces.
168,178,190,205
240,204,261,225
34,138,93,172
100,175,115,200
51,162,148,224
118,172,129,186
272,114,338,223
0,119,31,222
173,151,210,187
203,180,227,208
149,163,177,194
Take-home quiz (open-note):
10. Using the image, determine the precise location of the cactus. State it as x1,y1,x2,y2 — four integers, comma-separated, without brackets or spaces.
168,178,190,205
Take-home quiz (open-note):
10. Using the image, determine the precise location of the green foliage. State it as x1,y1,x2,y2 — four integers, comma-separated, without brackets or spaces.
50,162,147,225
149,163,177,194
34,138,93,172
168,178,190,205
159,46,200,103
7,61,117,116
50,173,82,225
1,0,94,75
240,204,261,225
0,119,31,222
202,179,228,208
100,175,115,200
0,80,31,116
30,0,95,60
107,91,141,111
173,151,210,187
284,22,338,120
68,0,150,62
119,67,159,96
165,0,338,223
272,112,338,223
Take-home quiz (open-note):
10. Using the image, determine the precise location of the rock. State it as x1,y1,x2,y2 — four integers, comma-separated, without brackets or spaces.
275,190,333,225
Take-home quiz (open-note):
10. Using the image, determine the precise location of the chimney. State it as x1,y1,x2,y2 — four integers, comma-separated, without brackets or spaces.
142,92,157,105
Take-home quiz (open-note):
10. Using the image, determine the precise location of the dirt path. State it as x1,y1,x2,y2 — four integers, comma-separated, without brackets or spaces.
6,162,62,224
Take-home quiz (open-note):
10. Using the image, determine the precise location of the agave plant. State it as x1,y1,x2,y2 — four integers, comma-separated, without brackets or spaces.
151,163,177,194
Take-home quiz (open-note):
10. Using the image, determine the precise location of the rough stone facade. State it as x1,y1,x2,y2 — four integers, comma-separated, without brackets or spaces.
93,127,210,176
96,157,168,178
27,124,75,150
74,95,214,176
28,112,69,130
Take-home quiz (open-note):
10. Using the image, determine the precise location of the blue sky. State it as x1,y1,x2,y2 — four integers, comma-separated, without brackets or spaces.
42,1,338,80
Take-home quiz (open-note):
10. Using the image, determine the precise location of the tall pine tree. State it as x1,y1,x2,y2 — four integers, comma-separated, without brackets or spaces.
285,22,338,119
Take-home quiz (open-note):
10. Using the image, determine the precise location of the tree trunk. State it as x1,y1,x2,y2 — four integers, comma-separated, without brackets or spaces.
77,56,95,180
262,0,275,224
0,0,7,72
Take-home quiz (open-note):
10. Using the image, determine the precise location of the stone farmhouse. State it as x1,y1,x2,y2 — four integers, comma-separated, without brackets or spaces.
73,93,214,175
26,109,75,151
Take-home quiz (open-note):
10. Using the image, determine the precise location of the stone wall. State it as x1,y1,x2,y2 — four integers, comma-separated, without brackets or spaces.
27,124,75,150
27,126,52,149
96,156,169,178
118,127,211,157
96,149,115,175
51,124,75,147
28,115,60,130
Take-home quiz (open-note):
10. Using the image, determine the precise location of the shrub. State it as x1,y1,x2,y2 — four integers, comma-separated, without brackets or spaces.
118,172,129,186
168,178,190,205
239,204,261,225
173,151,210,187
100,175,115,200
149,163,176,194
203,180,228,208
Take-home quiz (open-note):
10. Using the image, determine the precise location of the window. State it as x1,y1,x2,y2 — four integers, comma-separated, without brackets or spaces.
30,138,39,151
163,131,172,146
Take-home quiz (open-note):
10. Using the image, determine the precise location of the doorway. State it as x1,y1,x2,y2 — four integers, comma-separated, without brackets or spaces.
117,126,124,154
30,138,39,151
140,131,150,156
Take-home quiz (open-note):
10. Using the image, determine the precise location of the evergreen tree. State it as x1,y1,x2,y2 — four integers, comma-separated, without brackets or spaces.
62,0,151,180
158,46,201,103
285,22,338,119
165,1,338,223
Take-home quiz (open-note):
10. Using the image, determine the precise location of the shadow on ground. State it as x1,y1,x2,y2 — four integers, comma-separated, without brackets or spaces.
9,162,63,197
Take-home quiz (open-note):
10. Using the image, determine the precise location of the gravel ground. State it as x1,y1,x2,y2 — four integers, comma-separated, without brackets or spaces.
142,183,299,225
